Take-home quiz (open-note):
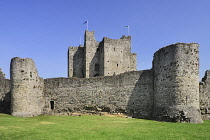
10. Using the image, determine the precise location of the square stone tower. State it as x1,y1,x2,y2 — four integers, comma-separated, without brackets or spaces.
68,30,136,78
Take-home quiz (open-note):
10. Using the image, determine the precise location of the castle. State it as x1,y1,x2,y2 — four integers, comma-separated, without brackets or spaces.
68,31,136,78
0,30,210,123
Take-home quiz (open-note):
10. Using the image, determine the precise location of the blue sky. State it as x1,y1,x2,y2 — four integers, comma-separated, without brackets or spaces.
0,0,210,79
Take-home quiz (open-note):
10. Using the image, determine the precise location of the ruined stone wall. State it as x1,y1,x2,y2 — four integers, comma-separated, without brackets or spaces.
199,70,210,120
153,43,202,123
103,36,136,76
43,70,153,118
10,57,44,117
0,68,11,114
68,45,84,78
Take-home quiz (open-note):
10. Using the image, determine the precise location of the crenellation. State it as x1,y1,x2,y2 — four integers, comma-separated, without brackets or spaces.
120,35,131,40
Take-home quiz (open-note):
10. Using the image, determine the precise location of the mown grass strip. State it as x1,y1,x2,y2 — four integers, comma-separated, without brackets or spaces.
0,113,210,140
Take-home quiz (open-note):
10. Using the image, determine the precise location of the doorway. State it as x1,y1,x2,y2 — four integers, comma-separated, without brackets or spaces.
50,101,55,110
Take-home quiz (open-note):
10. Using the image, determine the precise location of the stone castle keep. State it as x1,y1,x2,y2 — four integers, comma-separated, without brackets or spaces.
0,30,210,123
68,31,136,78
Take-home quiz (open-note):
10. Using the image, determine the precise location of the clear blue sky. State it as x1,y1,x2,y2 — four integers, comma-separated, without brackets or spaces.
0,0,210,79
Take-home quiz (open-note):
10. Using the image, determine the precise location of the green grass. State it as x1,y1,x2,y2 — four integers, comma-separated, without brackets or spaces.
0,113,210,140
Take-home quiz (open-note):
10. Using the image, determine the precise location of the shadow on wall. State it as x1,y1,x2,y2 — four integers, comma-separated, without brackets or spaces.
89,46,101,77
73,47,84,78
0,91,11,114
126,70,154,119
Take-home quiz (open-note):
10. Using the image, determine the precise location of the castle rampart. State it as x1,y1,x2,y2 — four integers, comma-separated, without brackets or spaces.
10,57,44,117
42,70,153,118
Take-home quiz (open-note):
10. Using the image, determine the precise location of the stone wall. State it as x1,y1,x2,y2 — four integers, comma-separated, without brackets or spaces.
200,70,210,120
0,68,11,114
103,36,136,76
153,43,203,123
43,70,153,118
68,45,84,78
10,57,44,117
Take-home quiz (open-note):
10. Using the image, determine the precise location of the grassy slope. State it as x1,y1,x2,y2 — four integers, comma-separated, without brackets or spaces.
0,113,210,140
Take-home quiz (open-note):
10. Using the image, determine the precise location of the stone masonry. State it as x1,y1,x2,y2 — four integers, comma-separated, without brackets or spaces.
200,70,210,120
68,30,136,78
10,57,44,117
0,68,10,114
0,31,210,123
153,43,202,123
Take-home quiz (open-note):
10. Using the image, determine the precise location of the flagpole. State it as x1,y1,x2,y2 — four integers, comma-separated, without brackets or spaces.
128,26,130,35
87,20,89,30
125,25,130,36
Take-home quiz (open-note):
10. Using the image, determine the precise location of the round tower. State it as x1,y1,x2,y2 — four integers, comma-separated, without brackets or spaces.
153,43,203,123
10,57,44,117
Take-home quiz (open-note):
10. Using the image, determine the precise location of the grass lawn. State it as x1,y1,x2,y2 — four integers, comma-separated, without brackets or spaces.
0,113,210,140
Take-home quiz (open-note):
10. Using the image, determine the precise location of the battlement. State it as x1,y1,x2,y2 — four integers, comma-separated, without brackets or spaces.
103,35,131,42
120,35,131,39
103,36,131,46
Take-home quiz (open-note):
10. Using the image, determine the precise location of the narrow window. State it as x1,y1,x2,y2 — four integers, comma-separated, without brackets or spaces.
50,101,55,110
